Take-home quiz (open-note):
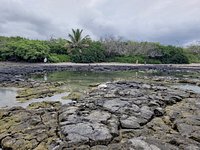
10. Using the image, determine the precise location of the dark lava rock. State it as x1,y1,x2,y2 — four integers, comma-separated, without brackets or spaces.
1,80,200,149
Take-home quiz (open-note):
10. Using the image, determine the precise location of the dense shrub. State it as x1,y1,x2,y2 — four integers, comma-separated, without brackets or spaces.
184,45,200,63
186,45,200,54
106,55,161,64
1,40,49,62
106,55,145,63
48,54,70,63
185,53,200,63
0,36,193,64
126,41,161,57
46,38,67,54
156,45,189,64
0,36,25,60
145,59,161,64
101,36,127,57
101,37,161,58
70,42,106,63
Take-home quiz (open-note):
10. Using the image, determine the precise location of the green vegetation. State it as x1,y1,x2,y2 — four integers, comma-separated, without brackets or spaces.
0,29,199,64
184,45,200,63
69,41,105,63
153,45,189,64
65,29,105,63
0,38,49,62
48,54,70,63
46,38,67,54
106,56,161,64
66,29,91,49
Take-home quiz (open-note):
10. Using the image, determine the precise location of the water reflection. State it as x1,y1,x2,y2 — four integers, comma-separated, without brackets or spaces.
19,92,73,108
135,72,138,78
2,70,200,108
44,73,48,81
0,87,17,108
31,70,142,84
0,88,73,108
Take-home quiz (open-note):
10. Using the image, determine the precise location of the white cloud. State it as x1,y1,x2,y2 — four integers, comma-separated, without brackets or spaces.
0,0,200,45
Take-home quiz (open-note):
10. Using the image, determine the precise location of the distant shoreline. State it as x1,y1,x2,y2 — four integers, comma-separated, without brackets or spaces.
0,62,200,75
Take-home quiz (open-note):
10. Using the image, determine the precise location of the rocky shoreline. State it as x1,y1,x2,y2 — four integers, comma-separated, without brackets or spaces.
0,62,200,83
0,80,200,149
0,63,200,149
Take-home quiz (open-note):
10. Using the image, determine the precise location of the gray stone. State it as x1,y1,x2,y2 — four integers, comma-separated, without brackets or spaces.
59,106,78,122
85,110,111,123
184,145,200,150
176,123,195,137
126,138,161,150
154,107,164,117
2,77,200,149
145,138,179,150
91,145,108,150
140,106,154,120
190,131,200,143
120,116,140,129
118,105,140,114
152,86,167,91
108,143,124,150
60,114,83,126
61,122,112,146
107,116,119,136
131,104,140,112
103,99,129,112
142,84,151,89
148,101,160,107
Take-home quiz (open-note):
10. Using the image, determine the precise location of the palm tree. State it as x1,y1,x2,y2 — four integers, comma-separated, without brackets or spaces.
65,29,90,51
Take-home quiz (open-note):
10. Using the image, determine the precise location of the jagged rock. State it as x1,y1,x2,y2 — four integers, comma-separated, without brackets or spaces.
91,145,108,150
103,99,129,113
125,137,161,150
1,79,200,149
120,116,140,129
107,115,119,136
184,145,200,150
85,110,111,123
61,122,112,146
59,106,79,122
142,84,151,89
140,106,154,120
154,107,164,117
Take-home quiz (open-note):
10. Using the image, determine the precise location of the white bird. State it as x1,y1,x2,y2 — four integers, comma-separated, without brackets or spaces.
44,57,47,63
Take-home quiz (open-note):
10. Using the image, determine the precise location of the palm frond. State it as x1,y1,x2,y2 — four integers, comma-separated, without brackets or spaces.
66,28,91,51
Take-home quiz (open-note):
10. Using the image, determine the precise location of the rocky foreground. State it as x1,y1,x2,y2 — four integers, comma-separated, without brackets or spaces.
0,80,200,150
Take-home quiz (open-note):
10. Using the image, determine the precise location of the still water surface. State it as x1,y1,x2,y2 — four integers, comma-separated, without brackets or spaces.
1,70,200,108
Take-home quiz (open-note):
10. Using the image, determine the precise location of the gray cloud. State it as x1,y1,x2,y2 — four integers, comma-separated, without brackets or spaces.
0,0,200,45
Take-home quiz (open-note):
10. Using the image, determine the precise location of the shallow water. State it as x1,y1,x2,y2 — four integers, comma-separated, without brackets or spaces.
1,70,200,108
0,89,73,108
31,70,143,84
1,71,143,108
19,92,74,108
0,87,18,108
173,84,200,94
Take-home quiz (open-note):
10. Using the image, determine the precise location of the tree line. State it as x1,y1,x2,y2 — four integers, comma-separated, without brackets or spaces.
0,29,199,64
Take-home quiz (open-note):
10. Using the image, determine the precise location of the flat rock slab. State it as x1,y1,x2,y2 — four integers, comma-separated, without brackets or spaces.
120,116,140,129
103,99,129,112
1,80,200,149
61,122,112,146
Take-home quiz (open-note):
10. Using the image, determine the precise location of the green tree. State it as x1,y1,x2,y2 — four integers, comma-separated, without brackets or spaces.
2,40,50,62
69,41,106,63
65,29,91,51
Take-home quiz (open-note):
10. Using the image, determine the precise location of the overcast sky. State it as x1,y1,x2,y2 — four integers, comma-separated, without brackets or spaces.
0,0,200,45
